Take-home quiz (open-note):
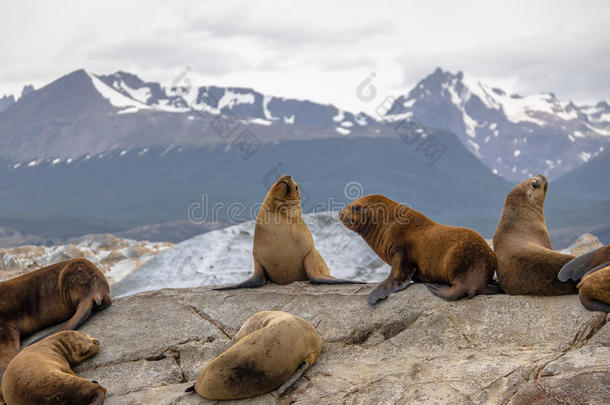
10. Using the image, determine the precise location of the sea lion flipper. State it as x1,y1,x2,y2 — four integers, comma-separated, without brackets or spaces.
308,276,366,285
367,278,413,306
25,300,93,347
213,260,268,290
277,362,310,395
579,295,610,313
559,246,610,282
425,283,467,301
367,255,415,306
212,274,268,290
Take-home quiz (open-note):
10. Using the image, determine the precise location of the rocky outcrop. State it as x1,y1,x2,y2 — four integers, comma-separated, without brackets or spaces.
0,234,172,283
74,283,610,404
561,233,604,257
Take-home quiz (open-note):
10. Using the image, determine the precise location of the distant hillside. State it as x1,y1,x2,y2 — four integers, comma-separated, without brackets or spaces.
0,132,513,243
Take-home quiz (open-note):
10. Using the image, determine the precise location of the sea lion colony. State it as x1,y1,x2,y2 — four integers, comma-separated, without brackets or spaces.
0,174,607,403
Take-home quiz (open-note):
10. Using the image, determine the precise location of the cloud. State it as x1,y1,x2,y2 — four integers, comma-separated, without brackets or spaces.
0,0,608,111
395,19,610,103
184,4,394,49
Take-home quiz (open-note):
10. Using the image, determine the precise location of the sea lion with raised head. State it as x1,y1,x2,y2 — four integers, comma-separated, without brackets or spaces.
186,311,322,400
559,245,610,312
339,194,499,305
0,258,111,393
1,330,105,405
214,175,362,290
493,175,578,295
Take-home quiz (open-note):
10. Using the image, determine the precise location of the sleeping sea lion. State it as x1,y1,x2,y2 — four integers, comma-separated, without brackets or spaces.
1,330,105,405
186,311,322,400
0,258,111,395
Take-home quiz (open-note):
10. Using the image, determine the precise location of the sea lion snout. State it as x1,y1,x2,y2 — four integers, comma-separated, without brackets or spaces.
338,207,355,229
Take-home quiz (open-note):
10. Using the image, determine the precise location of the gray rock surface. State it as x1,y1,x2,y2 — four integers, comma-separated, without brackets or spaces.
75,283,609,404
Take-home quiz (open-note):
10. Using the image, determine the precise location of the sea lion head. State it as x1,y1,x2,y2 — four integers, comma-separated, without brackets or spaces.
266,175,301,208
507,174,548,211
339,194,401,234
51,331,101,365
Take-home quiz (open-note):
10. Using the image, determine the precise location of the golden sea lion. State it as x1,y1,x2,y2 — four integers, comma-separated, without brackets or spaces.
214,175,362,290
1,330,105,405
339,194,499,305
493,175,578,295
0,259,111,393
186,311,322,400
559,245,610,312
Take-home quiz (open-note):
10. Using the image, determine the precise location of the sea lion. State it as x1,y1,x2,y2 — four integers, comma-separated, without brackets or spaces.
1,330,105,405
493,175,578,295
186,311,322,400
559,245,610,312
214,175,362,289
0,259,111,392
339,194,499,305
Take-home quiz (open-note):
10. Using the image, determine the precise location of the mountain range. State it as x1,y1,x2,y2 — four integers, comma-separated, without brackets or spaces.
386,68,610,181
0,68,609,247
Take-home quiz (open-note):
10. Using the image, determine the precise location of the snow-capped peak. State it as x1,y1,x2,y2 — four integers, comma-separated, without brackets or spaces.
385,68,610,181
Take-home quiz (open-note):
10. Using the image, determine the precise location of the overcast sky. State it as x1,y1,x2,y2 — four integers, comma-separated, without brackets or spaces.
1,0,608,113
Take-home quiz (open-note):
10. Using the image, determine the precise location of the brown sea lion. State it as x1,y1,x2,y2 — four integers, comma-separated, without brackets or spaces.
0,259,111,393
493,175,578,295
1,330,105,405
186,311,322,400
214,175,362,290
339,194,499,305
559,245,610,312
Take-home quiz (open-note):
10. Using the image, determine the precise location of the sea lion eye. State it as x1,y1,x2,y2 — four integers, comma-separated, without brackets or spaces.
532,181,539,189
352,206,360,212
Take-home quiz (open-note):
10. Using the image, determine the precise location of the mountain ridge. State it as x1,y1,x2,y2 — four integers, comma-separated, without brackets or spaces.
386,67,610,181
2,67,608,183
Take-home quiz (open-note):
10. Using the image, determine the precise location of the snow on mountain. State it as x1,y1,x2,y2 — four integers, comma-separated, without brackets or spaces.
111,212,389,297
385,68,610,181
94,71,373,131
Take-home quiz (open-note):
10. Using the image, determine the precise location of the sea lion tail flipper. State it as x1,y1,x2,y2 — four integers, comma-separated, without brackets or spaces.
309,276,366,285
213,260,268,290
579,294,610,313
425,283,468,301
277,362,310,395
212,274,268,290
185,384,196,393
558,245,610,282
25,300,93,346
